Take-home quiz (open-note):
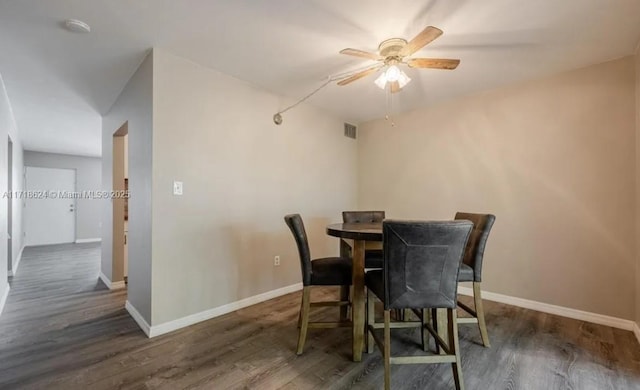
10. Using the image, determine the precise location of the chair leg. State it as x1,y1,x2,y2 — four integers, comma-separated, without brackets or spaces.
473,282,490,347
432,308,439,354
296,287,311,355
447,309,465,390
437,308,448,355
421,309,430,352
340,285,350,321
297,297,303,329
367,288,375,353
384,310,391,390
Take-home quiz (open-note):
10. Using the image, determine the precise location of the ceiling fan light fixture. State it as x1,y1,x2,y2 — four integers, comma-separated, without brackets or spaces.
374,66,411,90
397,71,411,89
374,73,387,89
385,65,401,82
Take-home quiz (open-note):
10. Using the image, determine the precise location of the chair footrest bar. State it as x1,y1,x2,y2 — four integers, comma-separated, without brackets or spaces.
308,321,352,329
310,301,350,307
390,355,457,365
456,317,478,324
370,321,423,329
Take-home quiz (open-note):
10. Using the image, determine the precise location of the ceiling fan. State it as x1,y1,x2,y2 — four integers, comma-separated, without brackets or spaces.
337,26,460,93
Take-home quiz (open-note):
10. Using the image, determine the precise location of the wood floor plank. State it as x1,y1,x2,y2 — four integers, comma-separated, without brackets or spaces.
0,243,639,389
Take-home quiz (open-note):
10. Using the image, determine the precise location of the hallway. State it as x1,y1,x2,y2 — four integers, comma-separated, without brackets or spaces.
0,243,135,388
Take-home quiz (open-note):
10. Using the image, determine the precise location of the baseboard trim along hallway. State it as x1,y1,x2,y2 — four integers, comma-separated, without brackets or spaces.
75,238,102,243
126,282,303,338
458,286,637,335
0,285,10,316
125,300,151,336
125,283,638,341
8,245,25,277
99,271,125,290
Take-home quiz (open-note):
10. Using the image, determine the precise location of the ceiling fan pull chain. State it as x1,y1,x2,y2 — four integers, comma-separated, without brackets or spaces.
385,85,395,127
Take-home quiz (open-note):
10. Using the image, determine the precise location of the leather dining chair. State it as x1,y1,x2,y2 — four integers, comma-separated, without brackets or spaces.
341,211,385,320
454,212,496,347
341,211,385,269
365,220,473,390
284,214,352,355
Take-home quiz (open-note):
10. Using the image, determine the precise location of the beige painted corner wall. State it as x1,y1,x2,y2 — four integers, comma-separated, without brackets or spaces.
150,49,357,325
102,52,153,322
636,49,640,325
1,73,24,288
358,57,636,320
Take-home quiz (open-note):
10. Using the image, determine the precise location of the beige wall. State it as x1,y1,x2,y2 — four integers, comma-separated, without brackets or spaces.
150,49,357,325
0,73,24,302
636,49,640,325
102,52,153,322
359,57,636,320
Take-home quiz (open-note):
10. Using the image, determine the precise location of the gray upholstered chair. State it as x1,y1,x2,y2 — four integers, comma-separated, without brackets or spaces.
341,210,385,269
454,212,496,347
365,220,473,390
284,214,352,355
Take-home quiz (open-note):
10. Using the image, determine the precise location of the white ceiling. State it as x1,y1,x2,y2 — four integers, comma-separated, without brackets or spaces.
1,0,640,157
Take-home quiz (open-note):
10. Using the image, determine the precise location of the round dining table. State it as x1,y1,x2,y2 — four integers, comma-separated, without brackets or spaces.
326,222,382,362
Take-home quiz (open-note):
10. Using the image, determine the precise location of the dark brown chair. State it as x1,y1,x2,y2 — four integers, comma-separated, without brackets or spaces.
366,220,473,390
341,210,385,269
454,212,496,347
284,214,352,355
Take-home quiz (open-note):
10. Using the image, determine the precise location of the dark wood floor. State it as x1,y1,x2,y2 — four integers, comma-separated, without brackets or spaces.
1,243,639,389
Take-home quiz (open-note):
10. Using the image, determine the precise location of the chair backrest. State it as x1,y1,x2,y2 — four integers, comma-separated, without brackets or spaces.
284,214,312,286
342,210,385,223
454,212,496,282
383,220,473,310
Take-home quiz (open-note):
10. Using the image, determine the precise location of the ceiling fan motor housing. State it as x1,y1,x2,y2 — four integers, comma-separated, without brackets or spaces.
378,38,408,57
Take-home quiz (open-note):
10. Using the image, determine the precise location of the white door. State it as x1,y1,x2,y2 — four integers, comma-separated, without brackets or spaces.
25,167,76,246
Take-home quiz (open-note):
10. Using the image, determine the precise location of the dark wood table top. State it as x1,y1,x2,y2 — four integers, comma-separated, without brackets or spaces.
326,222,382,241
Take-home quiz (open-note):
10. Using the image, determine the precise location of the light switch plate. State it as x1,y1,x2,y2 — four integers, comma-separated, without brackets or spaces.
173,181,183,196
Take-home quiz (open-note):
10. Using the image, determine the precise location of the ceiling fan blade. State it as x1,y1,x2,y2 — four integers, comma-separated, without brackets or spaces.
339,48,383,61
399,26,443,57
390,81,401,93
407,58,460,70
337,66,382,86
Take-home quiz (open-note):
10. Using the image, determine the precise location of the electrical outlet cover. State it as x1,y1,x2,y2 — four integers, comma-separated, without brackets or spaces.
173,181,183,195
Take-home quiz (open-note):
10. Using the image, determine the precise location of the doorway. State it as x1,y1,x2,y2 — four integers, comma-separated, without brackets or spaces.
24,167,76,246
112,123,128,285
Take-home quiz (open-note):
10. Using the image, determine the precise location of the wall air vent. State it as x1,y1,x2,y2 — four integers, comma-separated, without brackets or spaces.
344,123,357,139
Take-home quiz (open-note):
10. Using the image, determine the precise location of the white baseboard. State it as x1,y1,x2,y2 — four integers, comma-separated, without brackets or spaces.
0,284,10,316
142,282,303,338
99,271,126,290
126,300,151,337
633,323,640,345
76,238,102,243
458,286,636,332
8,245,25,277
